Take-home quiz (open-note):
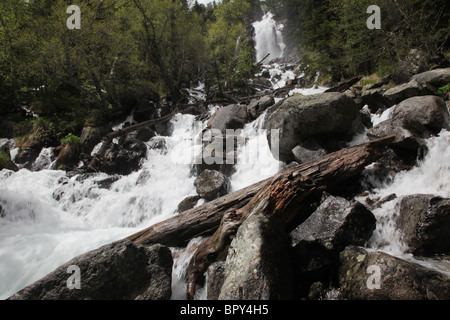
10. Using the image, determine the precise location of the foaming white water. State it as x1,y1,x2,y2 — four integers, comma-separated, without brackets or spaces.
230,113,283,192
253,12,285,63
0,113,202,299
170,237,206,300
366,130,450,257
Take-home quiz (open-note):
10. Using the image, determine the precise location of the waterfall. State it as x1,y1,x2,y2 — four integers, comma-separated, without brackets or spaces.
253,12,286,63
0,112,204,299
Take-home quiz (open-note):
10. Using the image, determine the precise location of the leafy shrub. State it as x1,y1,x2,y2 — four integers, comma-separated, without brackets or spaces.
60,133,81,145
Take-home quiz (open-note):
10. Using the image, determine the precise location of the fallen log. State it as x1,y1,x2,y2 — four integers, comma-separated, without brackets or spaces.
127,178,268,247
185,135,395,299
87,107,196,172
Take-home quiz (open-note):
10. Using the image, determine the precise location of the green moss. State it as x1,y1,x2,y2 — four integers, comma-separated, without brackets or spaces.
0,151,11,168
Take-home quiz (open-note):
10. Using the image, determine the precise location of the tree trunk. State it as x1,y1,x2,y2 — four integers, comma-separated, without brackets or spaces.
185,135,395,299
127,177,267,247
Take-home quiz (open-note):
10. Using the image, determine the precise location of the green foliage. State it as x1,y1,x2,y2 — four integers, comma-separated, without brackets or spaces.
438,83,450,95
268,0,450,81
0,0,261,132
0,151,10,168
60,133,81,146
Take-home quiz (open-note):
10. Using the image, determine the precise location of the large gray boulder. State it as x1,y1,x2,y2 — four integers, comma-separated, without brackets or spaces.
367,95,449,157
396,194,450,256
218,205,293,300
8,240,173,300
207,104,248,134
382,79,434,107
266,92,361,162
367,119,425,152
391,95,450,136
289,196,376,298
290,196,376,251
194,169,231,201
412,68,450,89
339,246,450,300
247,95,275,120
99,138,147,175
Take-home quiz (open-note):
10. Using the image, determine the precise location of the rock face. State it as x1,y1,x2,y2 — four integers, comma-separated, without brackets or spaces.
367,119,425,152
218,206,293,300
177,195,201,213
8,240,173,300
247,95,275,120
99,138,147,175
291,196,376,251
412,68,450,89
396,194,450,256
391,95,450,136
382,79,434,107
266,92,361,162
339,246,450,300
206,261,226,300
367,95,449,159
194,169,231,201
207,104,248,134
291,138,327,164
80,126,104,155
289,196,376,297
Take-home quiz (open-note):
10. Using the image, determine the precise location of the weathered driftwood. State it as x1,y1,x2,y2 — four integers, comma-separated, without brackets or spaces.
87,107,196,172
127,178,268,247
185,135,395,299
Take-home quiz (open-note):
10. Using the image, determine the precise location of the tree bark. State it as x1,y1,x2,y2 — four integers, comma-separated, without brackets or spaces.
185,135,395,299
127,177,267,247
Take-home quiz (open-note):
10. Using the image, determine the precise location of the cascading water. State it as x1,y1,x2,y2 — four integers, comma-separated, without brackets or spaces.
2,6,447,301
0,112,205,299
253,12,285,63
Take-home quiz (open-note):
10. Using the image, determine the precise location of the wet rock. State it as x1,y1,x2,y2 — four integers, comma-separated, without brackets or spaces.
219,207,293,300
54,144,82,171
99,139,147,175
339,246,450,300
291,138,327,164
266,92,361,162
8,240,173,300
136,170,151,185
194,170,230,201
289,196,376,298
412,68,450,89
361,88,387,113
80,126,104,155
247,95,275,120
367,119,425,152
207,104,248,134
206,261,226,300
290,196,376,251
391,95,450,136
148,136,168,153
396,194,450,256
95,175,121,189
382,79,434,107
177,195,201,213
0,141,19,171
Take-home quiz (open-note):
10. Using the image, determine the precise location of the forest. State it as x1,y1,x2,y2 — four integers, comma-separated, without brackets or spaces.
0,0,449,166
